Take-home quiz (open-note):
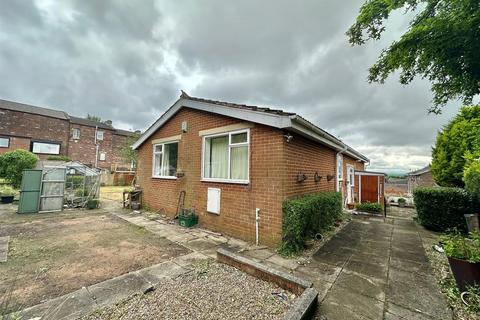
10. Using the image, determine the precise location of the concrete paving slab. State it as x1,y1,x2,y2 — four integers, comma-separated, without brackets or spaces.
242,248,275,261
349,251,390,267
294,262,342,284
313,250,351,267
0,236,9,263
390,247,428,264
385,302,437,320
343,259,388,283
20,287,96,320
265,254,299,270
335,269,386,302
88,272,152,307
135,261,189,284
183,238,219,252
322,285,384,320
389,256,432,275
387,267,452,319
173,251,210,268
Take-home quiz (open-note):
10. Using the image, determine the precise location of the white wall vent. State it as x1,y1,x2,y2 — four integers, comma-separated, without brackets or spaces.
207,188,221,214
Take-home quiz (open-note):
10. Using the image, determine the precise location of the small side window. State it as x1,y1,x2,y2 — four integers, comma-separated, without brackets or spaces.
99,152,106,161
0,137,9,148
72,128,81,140
96,131,104,141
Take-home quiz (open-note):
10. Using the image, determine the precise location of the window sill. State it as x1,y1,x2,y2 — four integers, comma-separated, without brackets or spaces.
152,176,177,180
201,178,249,185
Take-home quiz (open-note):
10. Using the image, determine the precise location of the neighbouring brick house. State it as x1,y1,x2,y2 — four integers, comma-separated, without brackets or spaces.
0,99,134,171
407,165,437,195
133,92,370,246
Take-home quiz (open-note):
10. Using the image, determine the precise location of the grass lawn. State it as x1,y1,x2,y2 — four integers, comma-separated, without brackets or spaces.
0,205,190,315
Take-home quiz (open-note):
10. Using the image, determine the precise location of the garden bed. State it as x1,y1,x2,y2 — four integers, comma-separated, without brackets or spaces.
81,261,297,320
0,210,189,314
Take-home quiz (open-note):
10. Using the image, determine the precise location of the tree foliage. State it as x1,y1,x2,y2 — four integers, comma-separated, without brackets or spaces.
464,160,480,200
120,131,141,168
0,150,38,188
347,0,480,113
431,105,480,187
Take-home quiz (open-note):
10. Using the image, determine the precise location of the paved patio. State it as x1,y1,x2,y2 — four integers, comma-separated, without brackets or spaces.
311,217,452,320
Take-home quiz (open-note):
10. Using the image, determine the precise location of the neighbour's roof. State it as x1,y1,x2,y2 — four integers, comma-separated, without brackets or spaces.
0,98,135,136
0,99,69,120
408,165,431,176
132,91,369,162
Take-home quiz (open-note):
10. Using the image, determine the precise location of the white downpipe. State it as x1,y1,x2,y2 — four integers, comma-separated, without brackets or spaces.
255,208,260,246
336,146,348,192
94,126,99,168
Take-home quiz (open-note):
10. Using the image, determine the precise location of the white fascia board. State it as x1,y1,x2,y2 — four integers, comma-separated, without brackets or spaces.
132,98,291,149
355,171,386,176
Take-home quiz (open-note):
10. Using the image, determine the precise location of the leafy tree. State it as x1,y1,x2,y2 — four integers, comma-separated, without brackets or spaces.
120,131,141,169
86,114,113,128
347,0,480,113
432,105,480,187
464,160,480,200
0,150,38,188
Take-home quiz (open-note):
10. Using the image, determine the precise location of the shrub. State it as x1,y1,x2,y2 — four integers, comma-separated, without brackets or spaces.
356,202,382,213
398,198,407,204
0,150,38,188
441,232,480,263
464,161,480,201
0,185,15,196
280,192,342,255
414,187,474,232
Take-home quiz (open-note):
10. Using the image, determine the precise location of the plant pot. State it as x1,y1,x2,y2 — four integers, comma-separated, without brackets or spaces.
398,202,405,207
347,203,354,210
447,257,480,292
1,196,14,204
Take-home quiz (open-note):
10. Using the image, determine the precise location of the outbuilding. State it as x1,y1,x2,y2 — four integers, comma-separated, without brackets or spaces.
132,92,370,246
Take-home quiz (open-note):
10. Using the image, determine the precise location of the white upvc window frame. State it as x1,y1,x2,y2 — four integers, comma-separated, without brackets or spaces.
96,131,104,141
201,128,250,184
0,137,9,148
152,140,179,179
31,141,61,155
72,128,81,140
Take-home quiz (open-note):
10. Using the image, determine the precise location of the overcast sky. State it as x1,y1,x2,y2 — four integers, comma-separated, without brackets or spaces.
0,0,462,172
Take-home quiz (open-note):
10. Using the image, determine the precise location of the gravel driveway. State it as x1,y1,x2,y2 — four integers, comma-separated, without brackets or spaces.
82,260,296,320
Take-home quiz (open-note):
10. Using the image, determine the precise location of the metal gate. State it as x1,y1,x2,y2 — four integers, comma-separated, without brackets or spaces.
18,169,42,214
39,166,66,213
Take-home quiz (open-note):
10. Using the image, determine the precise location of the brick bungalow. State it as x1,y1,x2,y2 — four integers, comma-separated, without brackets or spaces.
0,99,134,171
407,165,436,195
133,92,369,246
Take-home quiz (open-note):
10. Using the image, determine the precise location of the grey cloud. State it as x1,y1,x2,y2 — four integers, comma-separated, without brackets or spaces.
0,0,463,170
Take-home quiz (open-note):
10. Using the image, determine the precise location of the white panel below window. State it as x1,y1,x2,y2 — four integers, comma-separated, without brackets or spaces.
207,188,221,214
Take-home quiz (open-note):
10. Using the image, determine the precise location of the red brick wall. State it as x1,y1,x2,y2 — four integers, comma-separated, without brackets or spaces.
68,124,130,169
137,108,285,246
0,136,31,154
284,135,337,198
0,108,69,158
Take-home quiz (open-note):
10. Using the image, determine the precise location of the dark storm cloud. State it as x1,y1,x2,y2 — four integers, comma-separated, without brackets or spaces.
0,0,461,169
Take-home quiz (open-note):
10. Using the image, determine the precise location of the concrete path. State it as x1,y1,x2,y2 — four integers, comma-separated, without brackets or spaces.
311,217,452,320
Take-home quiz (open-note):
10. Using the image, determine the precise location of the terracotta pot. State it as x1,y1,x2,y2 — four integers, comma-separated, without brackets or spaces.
347,203,354,210
447,257,480,292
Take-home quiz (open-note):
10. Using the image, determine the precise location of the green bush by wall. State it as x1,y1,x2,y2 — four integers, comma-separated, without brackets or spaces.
0,150,38,188
281,192,342,255
413,187,474,232
356,202,383,213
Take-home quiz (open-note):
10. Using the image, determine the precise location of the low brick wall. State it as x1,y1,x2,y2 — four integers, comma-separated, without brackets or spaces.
216,248,318,320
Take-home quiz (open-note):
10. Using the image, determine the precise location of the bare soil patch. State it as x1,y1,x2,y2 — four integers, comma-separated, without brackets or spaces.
82,260,296,320
0,209,190,314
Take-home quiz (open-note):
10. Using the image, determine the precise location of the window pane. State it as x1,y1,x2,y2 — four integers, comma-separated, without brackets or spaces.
231,132,247,144
96,131,104,140
32,142,60,155
231,146,248,180
0,137,8,147
154,145,162,153
204,136,228,179
153,153,162,176
72,128,80,139
161,143,178,176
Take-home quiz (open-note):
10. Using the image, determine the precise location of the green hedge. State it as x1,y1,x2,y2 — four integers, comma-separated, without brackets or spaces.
356,202,382,213
281,192,342,255
413,187,474,232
